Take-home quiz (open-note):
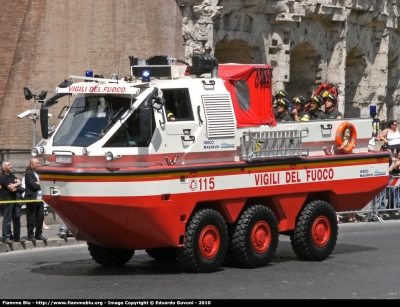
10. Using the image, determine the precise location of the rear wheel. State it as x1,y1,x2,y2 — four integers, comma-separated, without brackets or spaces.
145,247,178,261
87,242,134,266
178,209,228,273
290,200,338,261
229,205,279,268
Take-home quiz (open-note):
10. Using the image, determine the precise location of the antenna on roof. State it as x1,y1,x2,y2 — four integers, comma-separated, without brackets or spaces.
118,53,121,79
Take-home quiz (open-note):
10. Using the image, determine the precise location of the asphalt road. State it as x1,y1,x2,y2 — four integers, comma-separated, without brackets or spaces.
1,220,400,300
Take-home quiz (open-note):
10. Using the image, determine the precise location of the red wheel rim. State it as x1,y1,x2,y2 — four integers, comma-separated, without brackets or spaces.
311,216,331,247
199,225,220,259
251,221,271,253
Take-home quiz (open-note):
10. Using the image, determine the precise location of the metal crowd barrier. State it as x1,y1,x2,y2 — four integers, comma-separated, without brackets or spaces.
337,176,400,223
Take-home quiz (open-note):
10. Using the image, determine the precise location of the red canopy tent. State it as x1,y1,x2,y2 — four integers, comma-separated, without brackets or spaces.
219,64,276,127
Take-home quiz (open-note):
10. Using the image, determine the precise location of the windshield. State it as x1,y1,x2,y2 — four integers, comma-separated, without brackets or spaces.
53,95,132,147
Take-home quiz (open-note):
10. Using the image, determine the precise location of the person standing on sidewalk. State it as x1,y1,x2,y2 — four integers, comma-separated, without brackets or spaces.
24,158,47,241
0,161,25,243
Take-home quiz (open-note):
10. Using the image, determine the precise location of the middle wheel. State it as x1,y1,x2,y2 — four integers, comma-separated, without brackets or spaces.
229,205,279,268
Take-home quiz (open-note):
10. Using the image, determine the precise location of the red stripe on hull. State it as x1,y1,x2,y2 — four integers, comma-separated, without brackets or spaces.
38,158,386,183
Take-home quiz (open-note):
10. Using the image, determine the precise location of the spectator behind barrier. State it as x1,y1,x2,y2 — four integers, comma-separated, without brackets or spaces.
381,153,400,211
378,119,400,158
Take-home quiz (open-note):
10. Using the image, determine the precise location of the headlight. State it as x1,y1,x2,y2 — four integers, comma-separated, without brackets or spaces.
31,148,39,157
105,151,114,161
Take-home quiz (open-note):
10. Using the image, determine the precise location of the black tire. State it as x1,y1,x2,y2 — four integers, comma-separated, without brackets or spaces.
228,205,279,268
145,247,178,261
222,223,236,265
87,242,134,266
290,200,338,261
178,209,228,273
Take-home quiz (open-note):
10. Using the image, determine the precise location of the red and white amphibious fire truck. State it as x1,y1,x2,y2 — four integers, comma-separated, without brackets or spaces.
31,54,388,272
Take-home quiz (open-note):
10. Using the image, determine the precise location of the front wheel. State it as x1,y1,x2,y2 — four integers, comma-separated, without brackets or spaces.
228,205,279,268
87,242,134,266
290,200,338,261
178,209,228,273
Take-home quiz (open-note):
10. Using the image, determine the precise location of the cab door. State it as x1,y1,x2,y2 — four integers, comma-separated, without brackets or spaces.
163,88,197,144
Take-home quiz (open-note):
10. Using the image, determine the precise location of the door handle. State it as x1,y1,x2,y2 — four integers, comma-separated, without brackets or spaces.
181,135,195,142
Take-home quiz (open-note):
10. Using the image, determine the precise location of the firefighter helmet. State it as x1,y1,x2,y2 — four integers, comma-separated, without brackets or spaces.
292,96,306,107
309,95,323,107
275,90,289,100
321,90,337,105
276,97,290,109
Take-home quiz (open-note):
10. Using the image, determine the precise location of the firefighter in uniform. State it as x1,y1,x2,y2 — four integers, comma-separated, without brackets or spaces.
166,110,176,121
322,91,342,119
273,90,290,118
302,95,327,121
290,95,307,121
275,98,293,122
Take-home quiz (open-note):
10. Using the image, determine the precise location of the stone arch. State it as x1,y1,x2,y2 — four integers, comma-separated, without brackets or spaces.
285,42,321,101
344,46,367,118
386,44,400,123
214,39,261,64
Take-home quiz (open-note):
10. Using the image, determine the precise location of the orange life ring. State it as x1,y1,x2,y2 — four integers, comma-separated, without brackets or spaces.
335,121,357,153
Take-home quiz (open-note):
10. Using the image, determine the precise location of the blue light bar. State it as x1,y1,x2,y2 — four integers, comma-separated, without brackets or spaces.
142,70,150,82
370,105,376,117
86,70,94,78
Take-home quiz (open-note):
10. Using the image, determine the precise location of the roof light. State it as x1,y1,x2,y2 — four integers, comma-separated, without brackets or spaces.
142,70,150,82
370,105,377,118
86,70,94,78
58,80,73,88
105,151,114,161
110,73,119,80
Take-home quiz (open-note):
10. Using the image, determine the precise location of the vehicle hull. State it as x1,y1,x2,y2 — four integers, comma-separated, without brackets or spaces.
39,152,389,250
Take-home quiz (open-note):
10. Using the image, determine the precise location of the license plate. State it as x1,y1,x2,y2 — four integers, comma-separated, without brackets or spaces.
56,155,72,163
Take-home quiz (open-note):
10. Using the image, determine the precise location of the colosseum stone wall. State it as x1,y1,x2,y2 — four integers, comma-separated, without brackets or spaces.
178,0,400,124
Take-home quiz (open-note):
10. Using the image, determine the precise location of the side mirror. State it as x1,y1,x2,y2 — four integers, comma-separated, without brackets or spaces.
140,106,153,142
23,87,33,100
40,109,49,139
151,96,166,111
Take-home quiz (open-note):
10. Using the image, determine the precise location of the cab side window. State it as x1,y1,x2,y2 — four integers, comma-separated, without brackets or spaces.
162,89,194,121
